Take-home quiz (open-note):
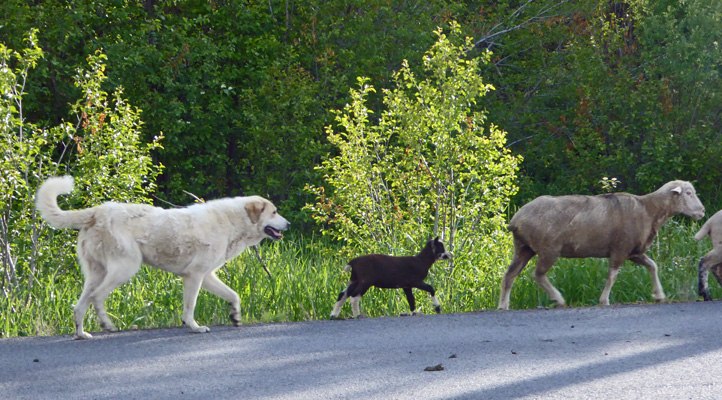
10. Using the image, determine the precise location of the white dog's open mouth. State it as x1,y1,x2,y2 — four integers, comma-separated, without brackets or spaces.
264,226,284,240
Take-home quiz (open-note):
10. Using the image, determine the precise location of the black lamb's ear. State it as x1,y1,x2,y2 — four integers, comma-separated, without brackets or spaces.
434,236,439,242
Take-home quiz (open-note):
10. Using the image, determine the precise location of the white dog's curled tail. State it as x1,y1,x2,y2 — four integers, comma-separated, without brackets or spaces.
36,176,93,229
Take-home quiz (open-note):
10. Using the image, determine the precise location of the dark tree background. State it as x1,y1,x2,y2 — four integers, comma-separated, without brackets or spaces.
2,0,721,229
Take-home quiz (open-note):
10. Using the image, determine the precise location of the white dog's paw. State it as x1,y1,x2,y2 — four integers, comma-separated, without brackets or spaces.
230,311,242,327
189,325,211,333
75,331,93,340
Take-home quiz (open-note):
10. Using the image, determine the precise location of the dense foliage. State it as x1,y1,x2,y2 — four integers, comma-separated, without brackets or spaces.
477,0,722,201
2,0,722,336
2,0,721,214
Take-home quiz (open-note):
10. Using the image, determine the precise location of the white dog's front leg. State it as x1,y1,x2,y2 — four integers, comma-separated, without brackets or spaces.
182,276,210,333
202,272,242,326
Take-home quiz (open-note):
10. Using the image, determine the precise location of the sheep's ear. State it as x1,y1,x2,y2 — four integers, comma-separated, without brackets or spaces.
434,236,440,242
245,200,265,224
671,186,682,195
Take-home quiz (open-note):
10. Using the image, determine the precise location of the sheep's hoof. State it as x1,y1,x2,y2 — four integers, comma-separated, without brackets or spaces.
434,306,441,314
411,311,425,316
329,316,346,321
399,313,411,317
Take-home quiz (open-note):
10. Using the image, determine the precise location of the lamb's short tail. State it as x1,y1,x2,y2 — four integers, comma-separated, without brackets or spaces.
695,219,712,241
35,176,93,229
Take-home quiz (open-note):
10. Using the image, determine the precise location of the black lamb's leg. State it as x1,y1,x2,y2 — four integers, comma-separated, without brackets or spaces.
330,281,357,319
416,282,441,313
403,287,416,314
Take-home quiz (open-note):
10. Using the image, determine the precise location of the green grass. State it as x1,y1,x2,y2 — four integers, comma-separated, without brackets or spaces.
2,218,721,338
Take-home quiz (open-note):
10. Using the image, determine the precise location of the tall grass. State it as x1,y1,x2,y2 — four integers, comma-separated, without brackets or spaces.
1,218,719,338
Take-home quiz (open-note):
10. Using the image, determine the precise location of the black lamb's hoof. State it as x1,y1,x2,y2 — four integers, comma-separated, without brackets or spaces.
434,305,441,314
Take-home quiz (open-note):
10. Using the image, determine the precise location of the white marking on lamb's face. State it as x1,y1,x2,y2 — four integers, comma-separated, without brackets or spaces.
431,238,452,260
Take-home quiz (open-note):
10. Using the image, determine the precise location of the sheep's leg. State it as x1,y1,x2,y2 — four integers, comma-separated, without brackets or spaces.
699,263,712,301
532,254,565,307
498,242,535,310
629,254,665,303
697,250,722,301
599,265,620,306
402,287,417,314
330,282,357,319
712,265,722,287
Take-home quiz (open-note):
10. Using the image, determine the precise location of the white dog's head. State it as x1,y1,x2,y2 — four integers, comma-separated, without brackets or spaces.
244,196,290,240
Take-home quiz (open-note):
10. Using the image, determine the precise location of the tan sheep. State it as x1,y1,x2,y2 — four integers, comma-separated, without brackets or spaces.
498,180,705,310
694,210,722,301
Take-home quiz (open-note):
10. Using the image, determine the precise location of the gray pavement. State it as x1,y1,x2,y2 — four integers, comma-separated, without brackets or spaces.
1,301,721,399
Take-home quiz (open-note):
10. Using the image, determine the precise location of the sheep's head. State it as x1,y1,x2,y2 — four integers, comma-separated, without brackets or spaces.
664,181,705,220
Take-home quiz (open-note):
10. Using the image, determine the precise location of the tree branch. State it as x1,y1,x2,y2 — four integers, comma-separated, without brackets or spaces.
474,0,571,50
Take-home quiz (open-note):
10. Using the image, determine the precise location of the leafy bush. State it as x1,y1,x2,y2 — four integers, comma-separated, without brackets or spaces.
306,23,521,285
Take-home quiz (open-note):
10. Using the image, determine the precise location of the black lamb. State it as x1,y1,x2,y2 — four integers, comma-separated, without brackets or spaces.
330,237,451,319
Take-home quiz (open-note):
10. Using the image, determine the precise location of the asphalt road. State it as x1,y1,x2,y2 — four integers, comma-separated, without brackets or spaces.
1,301,721,400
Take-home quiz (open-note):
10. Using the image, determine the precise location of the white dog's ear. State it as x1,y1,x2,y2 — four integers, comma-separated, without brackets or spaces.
245,201,265,224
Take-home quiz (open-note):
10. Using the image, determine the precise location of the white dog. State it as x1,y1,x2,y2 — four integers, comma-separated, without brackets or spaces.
36,176,290,339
